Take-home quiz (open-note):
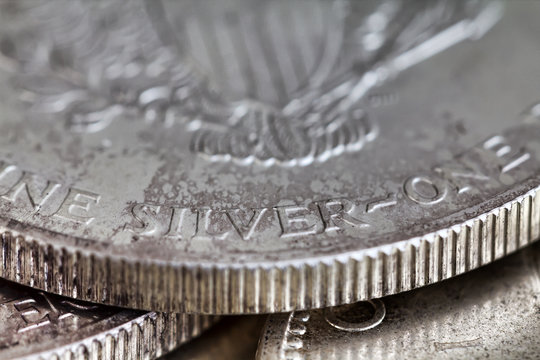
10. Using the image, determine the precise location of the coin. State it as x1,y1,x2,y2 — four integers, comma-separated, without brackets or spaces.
162,316,266,360
257,242,540,359
0,279,213,360
0,1,540,314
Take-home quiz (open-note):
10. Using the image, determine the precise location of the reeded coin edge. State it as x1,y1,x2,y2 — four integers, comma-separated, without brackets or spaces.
0,187,539,314
21,312,213,360
256,245,540,360
256,312,305,360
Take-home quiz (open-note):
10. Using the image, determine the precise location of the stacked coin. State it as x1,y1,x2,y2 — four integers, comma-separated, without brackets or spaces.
0,0,538,359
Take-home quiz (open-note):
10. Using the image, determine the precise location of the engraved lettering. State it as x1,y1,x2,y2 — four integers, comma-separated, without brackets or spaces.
14,297,52,333
124,203,162,236
275,205,323,238
0,163,20,192
324,299,386,332
0,162,106,221
6,292,102,334
523,102,540,124
366,193,397,213
226,208,268,240
53,188,100,224
60,300,99,311
118,114,540,243
403,175,448,205
1,171,61,211
318,199,367,232
193,208,232,240
501,153,531,174
434,162,489,194
165,207,197,239
483,135,531,174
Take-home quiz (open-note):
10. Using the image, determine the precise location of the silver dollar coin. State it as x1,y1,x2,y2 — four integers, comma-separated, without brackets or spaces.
256,242,540,360
0,0,539,314
0,279,213,360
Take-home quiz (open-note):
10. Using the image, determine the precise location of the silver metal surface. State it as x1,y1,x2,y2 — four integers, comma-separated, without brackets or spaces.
0,279,213,360
0,0,539,313
257,242,540,359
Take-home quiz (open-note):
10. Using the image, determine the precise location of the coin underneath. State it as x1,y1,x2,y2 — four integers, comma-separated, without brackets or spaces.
256,242,540,359
0,1,539,314
0,279,213,360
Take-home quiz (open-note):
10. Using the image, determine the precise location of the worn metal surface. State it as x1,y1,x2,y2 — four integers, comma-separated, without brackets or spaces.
0,0,540,313
257,242,540,359
0,279,214,360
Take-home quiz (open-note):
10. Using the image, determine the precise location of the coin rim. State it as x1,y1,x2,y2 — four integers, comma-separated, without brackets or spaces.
8,310,214,360
0,182,538,314
256,243,540,360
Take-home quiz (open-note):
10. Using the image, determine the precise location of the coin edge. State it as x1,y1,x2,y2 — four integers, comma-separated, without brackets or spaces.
1,187,539,314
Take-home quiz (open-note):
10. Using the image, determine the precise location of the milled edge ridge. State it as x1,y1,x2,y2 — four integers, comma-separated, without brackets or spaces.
1,187,539,314
22,312,214,360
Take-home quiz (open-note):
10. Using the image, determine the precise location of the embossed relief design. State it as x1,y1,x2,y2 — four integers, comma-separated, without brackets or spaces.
0,0,500,166
324,299,386,332
0,280,119,348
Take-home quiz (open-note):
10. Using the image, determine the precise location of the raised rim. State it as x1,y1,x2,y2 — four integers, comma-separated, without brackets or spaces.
24,313,214,360
1,184,538,314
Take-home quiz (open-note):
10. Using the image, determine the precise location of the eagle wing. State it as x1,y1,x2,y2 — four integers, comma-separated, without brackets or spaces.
191,0,502,166
0,0,502,167
0,1,203,133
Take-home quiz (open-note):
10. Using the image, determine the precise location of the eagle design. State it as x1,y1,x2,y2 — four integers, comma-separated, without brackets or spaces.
0,0,502,166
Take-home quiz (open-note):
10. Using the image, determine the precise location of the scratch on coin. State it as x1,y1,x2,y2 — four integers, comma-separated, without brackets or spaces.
434,338,482,351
